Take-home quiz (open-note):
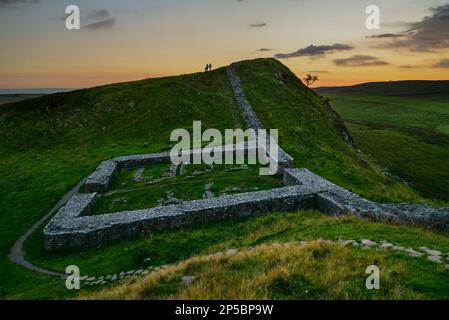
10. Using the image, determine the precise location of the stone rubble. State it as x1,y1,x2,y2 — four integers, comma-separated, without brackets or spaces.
181,276,196,287
203,182,215,199
133,168,145,183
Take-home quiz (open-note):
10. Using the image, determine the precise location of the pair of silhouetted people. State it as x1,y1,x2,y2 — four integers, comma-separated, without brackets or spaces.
205,64,212,72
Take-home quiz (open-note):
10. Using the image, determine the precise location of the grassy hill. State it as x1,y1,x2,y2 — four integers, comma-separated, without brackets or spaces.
323,93,449,201
0,94,42,106
315,79,449,201
0,58,443,299
315,80,449,99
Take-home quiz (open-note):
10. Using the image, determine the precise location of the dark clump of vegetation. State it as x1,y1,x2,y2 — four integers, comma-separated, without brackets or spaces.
0,94,42,106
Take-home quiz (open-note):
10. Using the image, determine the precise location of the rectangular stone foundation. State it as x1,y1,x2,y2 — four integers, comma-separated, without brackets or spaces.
44,186,317,250
45,166,449,251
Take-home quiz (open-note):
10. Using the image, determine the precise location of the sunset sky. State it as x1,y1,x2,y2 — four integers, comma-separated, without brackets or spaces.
0,0,448,88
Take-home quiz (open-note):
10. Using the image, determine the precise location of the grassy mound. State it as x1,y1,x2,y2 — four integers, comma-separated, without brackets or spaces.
85,240,440,300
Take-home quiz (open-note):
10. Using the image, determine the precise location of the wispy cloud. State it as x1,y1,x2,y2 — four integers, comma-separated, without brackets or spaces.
398,64,421,69
85,18,116,31
0,0,39,7
83,9,116,31
306,70,330,74
370,4,449,52
249,22,267,28
366,33,406,39
87,9,110,21
432,59,449,68
275,43,353,59
57,8,117,30
334,55,390,67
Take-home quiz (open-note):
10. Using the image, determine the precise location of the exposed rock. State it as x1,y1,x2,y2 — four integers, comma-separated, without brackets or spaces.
112,198,128,205
166,190,183,205
379,242,394,250
404,248,423,257
339,240,356,247
225,165,248,172
274,71,288,85
181,276,197,287
428,255,443,263
85,161,118,192
179,164,186,177
203,182,214,199
420,247,442,256
361,239,377,247
133,168,145,183
164,164,178,177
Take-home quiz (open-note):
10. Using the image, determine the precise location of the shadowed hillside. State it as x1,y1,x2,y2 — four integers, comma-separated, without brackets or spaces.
315,80,449,99
320,80,449,201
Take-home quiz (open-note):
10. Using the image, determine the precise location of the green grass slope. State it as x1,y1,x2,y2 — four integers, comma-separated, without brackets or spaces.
85,239,447,300
235,59,423,203
0,68,242,299
327,93,449,201
0,58,434,299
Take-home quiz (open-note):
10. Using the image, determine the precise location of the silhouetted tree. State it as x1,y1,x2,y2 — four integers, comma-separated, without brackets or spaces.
303,74,319,87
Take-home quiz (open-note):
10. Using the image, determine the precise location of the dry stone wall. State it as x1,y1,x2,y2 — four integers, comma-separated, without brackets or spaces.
285,168,449,231
227,63,294,171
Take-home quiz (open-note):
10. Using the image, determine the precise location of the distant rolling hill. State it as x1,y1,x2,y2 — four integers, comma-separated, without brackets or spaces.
0,89,76,105
319,79,449,201
0,94,42,105
315,80,449,98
